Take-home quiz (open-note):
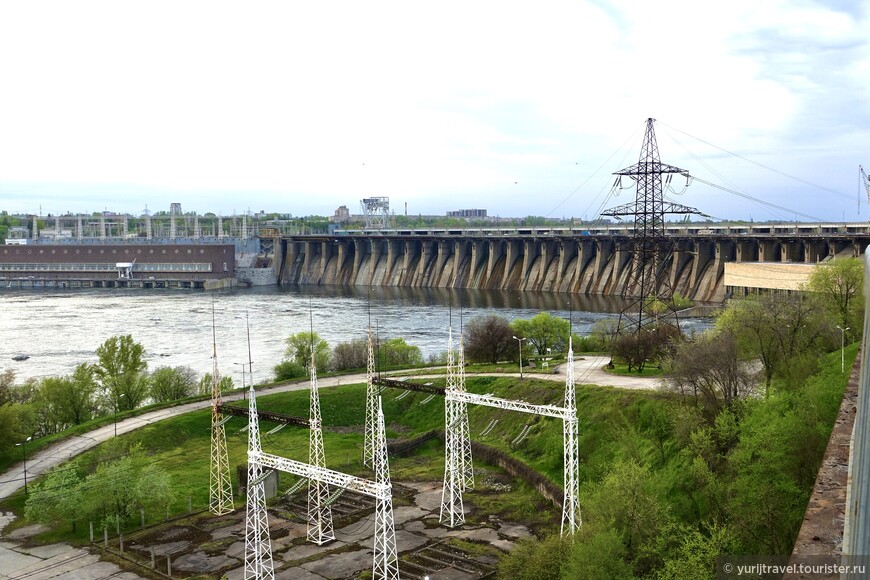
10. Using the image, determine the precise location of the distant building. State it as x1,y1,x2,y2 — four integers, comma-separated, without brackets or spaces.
447,209,487,219
330,205,351,223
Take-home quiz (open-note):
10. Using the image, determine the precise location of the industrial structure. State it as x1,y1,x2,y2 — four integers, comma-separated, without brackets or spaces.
243,350,400,579
208,307,234,516
361,197,391,229
602,118,706,330
438,326,581,535
363,326,379,468
306,353,334,545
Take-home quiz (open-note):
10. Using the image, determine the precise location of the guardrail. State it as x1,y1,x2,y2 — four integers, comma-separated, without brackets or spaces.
842,251,870,567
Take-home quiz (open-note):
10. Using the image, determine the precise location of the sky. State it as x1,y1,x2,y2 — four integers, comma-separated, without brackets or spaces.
0,0,867,223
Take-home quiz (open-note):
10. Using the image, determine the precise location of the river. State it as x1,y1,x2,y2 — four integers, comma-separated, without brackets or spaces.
0,286,713,384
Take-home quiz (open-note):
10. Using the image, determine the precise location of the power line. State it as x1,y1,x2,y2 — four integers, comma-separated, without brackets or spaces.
658,121,855,201
547,123,645,220
690,176,823,222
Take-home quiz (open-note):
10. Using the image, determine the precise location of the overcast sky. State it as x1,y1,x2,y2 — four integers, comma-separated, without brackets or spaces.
0,1,867,222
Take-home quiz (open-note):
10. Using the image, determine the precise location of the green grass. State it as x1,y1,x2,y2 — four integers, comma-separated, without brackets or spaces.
602,361,665,377
395,361,561,375
0,372,696,544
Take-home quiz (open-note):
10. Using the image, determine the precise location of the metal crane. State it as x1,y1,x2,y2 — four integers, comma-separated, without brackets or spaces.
862,165,870,205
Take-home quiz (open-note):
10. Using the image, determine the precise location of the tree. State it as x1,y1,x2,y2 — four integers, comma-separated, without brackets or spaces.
0,402,34,453
32,365,98,434
0,369,15,406
31,377,72,436
584,459,669,559
149,366,198,403
590,317,623,351
497,533,571,580
283,332,330,373
331,337,368,371
197,373,235,395
381,337,422,367
93,335,148,411
26,443,173,532
655,522,737,579
667,331,756,412
717,293,834,394
610,324,679,373
25,466,84,532
463,315,517,364
66,364,98,425
565,523,636,579
274,360,307,381
807,257,864,339
510,312,570,356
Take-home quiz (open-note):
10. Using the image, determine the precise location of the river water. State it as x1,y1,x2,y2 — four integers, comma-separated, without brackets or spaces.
0,286,713,384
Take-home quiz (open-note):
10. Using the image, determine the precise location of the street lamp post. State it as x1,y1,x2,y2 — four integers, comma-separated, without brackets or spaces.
113,393,126,437
234,362,248,399
512,336,527,379
15,436,32,494
836,325,851,373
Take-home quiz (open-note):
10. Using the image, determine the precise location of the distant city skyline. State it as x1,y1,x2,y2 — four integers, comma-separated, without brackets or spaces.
0,1,867,222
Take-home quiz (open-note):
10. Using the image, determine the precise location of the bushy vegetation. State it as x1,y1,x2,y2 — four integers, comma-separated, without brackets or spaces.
25,442,174,532
498,271,861,579
0,337,228,455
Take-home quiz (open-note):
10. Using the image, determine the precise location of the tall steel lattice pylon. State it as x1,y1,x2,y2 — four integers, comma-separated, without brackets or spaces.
602,118,705,332
456,335,474,490
244,385,275,580
372,397,400,579
208,315,234,515
307,353,335,545
363,327,378,467
561,338,581,535
440,327,465,527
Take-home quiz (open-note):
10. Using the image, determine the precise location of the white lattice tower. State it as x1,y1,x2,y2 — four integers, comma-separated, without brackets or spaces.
307,355,335,544
561,337,582,536
363,327,378,467
244,386,275,580
372,397,400,580
209,340,233,515
440,327,465,527
456,336,474,490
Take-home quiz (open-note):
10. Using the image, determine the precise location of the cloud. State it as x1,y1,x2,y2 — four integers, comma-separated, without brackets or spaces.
0,1,867,221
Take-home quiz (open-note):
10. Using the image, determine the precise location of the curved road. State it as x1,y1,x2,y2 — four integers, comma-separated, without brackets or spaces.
0,357,657,500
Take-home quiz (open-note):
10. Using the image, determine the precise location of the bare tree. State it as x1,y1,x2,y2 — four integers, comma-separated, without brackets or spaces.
667,331,756,412
463,315,517,364
610,324,680,372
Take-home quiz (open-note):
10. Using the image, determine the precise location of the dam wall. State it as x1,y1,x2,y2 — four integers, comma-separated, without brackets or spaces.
276,233,868,302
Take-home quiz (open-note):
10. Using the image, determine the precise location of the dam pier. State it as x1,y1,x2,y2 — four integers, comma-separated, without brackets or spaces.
274,223,870,302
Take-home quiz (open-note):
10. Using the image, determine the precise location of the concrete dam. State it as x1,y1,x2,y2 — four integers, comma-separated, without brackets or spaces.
274,225,870,302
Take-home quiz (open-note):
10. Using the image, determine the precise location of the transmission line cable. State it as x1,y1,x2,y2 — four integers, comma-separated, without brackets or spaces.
658,120,854,201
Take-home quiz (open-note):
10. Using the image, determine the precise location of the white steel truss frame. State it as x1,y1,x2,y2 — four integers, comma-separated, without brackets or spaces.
307,358,334,544
439,327,465,526
363,327,378,467
209,339,234,516
245,389,399,579
244,386,275,580
440,338,581,536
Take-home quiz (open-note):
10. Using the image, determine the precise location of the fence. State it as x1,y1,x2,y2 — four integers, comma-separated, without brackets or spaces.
843,251,870,568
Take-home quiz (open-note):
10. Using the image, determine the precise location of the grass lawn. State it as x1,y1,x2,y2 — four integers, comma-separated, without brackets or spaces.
602,361,665,377
0,372,682,545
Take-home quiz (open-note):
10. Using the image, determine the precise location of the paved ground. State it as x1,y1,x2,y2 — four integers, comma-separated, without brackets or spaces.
0,513,139,580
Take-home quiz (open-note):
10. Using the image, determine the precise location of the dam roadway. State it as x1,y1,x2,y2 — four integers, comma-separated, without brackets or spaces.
271,223,870,302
